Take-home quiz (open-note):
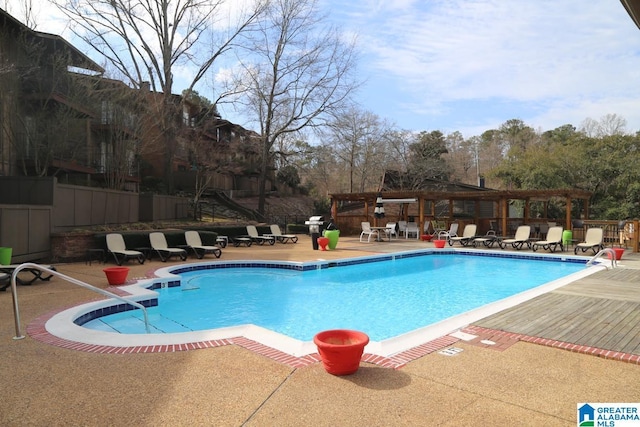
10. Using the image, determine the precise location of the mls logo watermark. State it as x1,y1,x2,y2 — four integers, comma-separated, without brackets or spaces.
578,403,640,427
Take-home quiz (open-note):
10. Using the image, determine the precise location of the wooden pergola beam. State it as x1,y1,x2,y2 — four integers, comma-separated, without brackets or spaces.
330,188,592,203
330,188,592,237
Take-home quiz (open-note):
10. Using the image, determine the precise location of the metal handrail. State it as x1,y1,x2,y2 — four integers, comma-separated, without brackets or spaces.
586,248,618,269
10,263,150,340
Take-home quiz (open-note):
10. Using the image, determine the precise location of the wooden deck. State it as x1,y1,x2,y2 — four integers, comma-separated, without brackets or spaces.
473,268,640,355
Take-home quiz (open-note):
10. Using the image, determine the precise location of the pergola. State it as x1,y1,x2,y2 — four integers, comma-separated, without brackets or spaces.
329,188,593,236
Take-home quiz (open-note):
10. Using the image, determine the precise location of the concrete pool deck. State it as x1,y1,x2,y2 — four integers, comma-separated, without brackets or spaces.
1,235,639,425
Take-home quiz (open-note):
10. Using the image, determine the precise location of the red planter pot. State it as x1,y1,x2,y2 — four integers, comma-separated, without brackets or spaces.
313,329,370,376
433,239,446,248
317,236,330,251
607,247,625,260
421,234,433,241
103,267,130,286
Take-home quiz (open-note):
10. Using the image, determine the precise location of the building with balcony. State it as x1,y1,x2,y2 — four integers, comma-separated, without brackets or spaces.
0,7,270,196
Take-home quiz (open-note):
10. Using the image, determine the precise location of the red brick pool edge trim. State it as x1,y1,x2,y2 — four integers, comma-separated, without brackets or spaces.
462,325,640,365
24,309,639,368
25,307,460,368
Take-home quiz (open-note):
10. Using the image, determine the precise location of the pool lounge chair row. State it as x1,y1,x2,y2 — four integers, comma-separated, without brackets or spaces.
264,224,298,244
449,224,605,254
107,226,298,262
505,225,604,254
234,225,299,246
106,231,222,264
466,225,540,250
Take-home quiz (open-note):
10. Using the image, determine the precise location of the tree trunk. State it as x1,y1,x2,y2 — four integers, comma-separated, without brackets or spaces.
257,140,269,215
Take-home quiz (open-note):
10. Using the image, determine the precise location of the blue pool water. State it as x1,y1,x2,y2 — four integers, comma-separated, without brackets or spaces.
84,254,584,341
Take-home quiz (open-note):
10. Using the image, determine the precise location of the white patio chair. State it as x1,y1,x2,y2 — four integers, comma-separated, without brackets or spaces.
398,221,407,237
359,222,379,242
405,222,419,239
384,222,398,240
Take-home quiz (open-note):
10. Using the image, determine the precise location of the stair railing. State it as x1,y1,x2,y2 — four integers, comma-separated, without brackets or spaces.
586,248,618,269
10,263,150,340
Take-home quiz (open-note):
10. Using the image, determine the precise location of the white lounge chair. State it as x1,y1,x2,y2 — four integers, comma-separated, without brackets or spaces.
149,232,187,262
448,224,477,246
438,223,459,241
265,224,298,243
184,231,222,259
499,225,532,250
472,230,498,248
106,233,145,265
359,222,379,242
531,226,564,252
574,228,605,255
246,225,276,245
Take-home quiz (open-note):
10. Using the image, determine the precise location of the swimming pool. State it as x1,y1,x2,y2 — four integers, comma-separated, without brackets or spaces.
83,253,584,341
45,249,602,357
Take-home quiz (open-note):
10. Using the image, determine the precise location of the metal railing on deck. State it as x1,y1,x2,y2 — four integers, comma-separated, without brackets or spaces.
10,263,150,340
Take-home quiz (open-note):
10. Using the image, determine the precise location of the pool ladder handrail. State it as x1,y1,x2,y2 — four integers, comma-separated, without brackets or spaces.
10,263,150,340
586,248,618,269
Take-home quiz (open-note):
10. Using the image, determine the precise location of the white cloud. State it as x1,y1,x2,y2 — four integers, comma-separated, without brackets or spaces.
15,0,640,136
330,0,640,135
6,1,69,35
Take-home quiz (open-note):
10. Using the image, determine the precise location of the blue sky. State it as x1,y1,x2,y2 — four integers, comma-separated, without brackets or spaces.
17,0,640,138
319,0,640,137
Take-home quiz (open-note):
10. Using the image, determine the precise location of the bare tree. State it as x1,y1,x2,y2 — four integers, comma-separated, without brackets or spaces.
84,78,152,190
272,131,305,170
384,129,415,173
444,131,476,184
323,107,387,193
580,113,628,137
298,143,342,198
187,130,223,220
48,0,268,192
234,0,359,214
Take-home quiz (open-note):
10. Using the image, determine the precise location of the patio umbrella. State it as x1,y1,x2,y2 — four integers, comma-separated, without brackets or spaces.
374,192,385,218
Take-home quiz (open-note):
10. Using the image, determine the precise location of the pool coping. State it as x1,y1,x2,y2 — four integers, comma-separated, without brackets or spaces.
30,248,636,367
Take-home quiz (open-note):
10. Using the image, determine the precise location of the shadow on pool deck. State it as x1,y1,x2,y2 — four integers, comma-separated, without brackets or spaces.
1,235,639,426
